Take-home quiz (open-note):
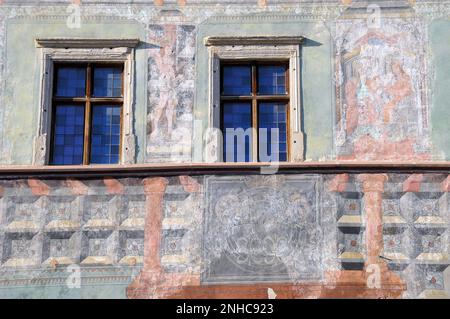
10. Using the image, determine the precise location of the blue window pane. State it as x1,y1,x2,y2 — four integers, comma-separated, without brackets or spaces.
93,67,123,97
222,66,251,96
51,105,85,165
222,103,252,162
90,105,121,164
258,65,287,95
258,103,287,162
55,67,86,97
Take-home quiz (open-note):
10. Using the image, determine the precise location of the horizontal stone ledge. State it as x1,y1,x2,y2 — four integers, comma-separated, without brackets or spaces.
204,36,304,46
35,38,141,49
0,161,450,179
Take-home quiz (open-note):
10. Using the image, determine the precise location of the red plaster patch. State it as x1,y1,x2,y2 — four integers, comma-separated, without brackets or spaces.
27,179,51,196
328,174,349,192
103,177,124,194
127,269,405,299
179,175,201,193
441,175,450,192
143,177,168,194
344,77,359,135
403,174,424,192
141,178,169,273
336,154,356,161
257,0,267,7
352,135,431,161
65,179,89,196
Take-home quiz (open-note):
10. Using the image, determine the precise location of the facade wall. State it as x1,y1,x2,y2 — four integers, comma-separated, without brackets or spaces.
0,0,449,298
0,1,450,164
1,172,450,298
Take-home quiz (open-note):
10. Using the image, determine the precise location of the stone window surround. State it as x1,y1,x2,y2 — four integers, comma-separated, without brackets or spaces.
33,38,140,165
205,36,305,162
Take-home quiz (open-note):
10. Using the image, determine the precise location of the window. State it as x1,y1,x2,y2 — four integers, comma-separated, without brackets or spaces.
221,62,289,162
34,38,139,166
204,36,304,163
50,63,123,165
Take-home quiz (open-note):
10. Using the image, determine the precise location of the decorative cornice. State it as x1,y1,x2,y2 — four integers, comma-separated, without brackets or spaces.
0,162,450,179
204,36,304,46
35,38,140,49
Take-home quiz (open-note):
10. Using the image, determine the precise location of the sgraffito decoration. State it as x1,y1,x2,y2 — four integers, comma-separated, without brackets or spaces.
203,175,323,284
335,18,431,160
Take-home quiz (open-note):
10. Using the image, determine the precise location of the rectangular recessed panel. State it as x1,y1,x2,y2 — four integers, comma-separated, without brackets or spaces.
90,105,121,164
222,102,252,162
258,65,287,95
222,65,252,96
258,102,287,161
55,67,86,97
203,175,323,284
93,67,123,97
51,105,85,165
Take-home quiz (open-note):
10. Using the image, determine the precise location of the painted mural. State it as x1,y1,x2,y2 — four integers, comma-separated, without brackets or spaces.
335,18,431,161
147,24,196,162
1,0,450,300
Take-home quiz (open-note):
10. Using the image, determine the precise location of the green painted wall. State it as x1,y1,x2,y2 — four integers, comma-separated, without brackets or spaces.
429,19,450,160
0,266,140,299
1,18,147,164
3,14,449,164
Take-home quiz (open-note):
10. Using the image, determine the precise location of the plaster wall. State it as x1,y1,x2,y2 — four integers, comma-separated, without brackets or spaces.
0,0,449,299
0,1,448,163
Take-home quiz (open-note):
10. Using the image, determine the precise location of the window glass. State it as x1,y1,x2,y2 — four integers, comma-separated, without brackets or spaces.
258,103,287,161
51,64,123,165
258,65,287,95
222,66,252,96
55,67,86,97
223,102,252,162
90,105,121,164
51,105,85,165
220,62,289,162
93,67,123,97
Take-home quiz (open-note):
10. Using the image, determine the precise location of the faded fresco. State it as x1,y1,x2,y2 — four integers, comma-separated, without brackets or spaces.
0,0,450,300
203,176,323,284
335,18,431,160
1,174,450,298
147,24,196,162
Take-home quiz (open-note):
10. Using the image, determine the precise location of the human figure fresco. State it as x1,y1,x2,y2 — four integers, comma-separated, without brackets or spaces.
337,21,430,160
344,64,359,136
146,24,196,162
149,25,181,141
344,60,380,137
151,45,178,139
383,61,413,123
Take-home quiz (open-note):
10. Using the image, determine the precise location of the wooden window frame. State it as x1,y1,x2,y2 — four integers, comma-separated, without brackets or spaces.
50,62,124,165
220,60,290,162
205,37,305,163
33,39,139,166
